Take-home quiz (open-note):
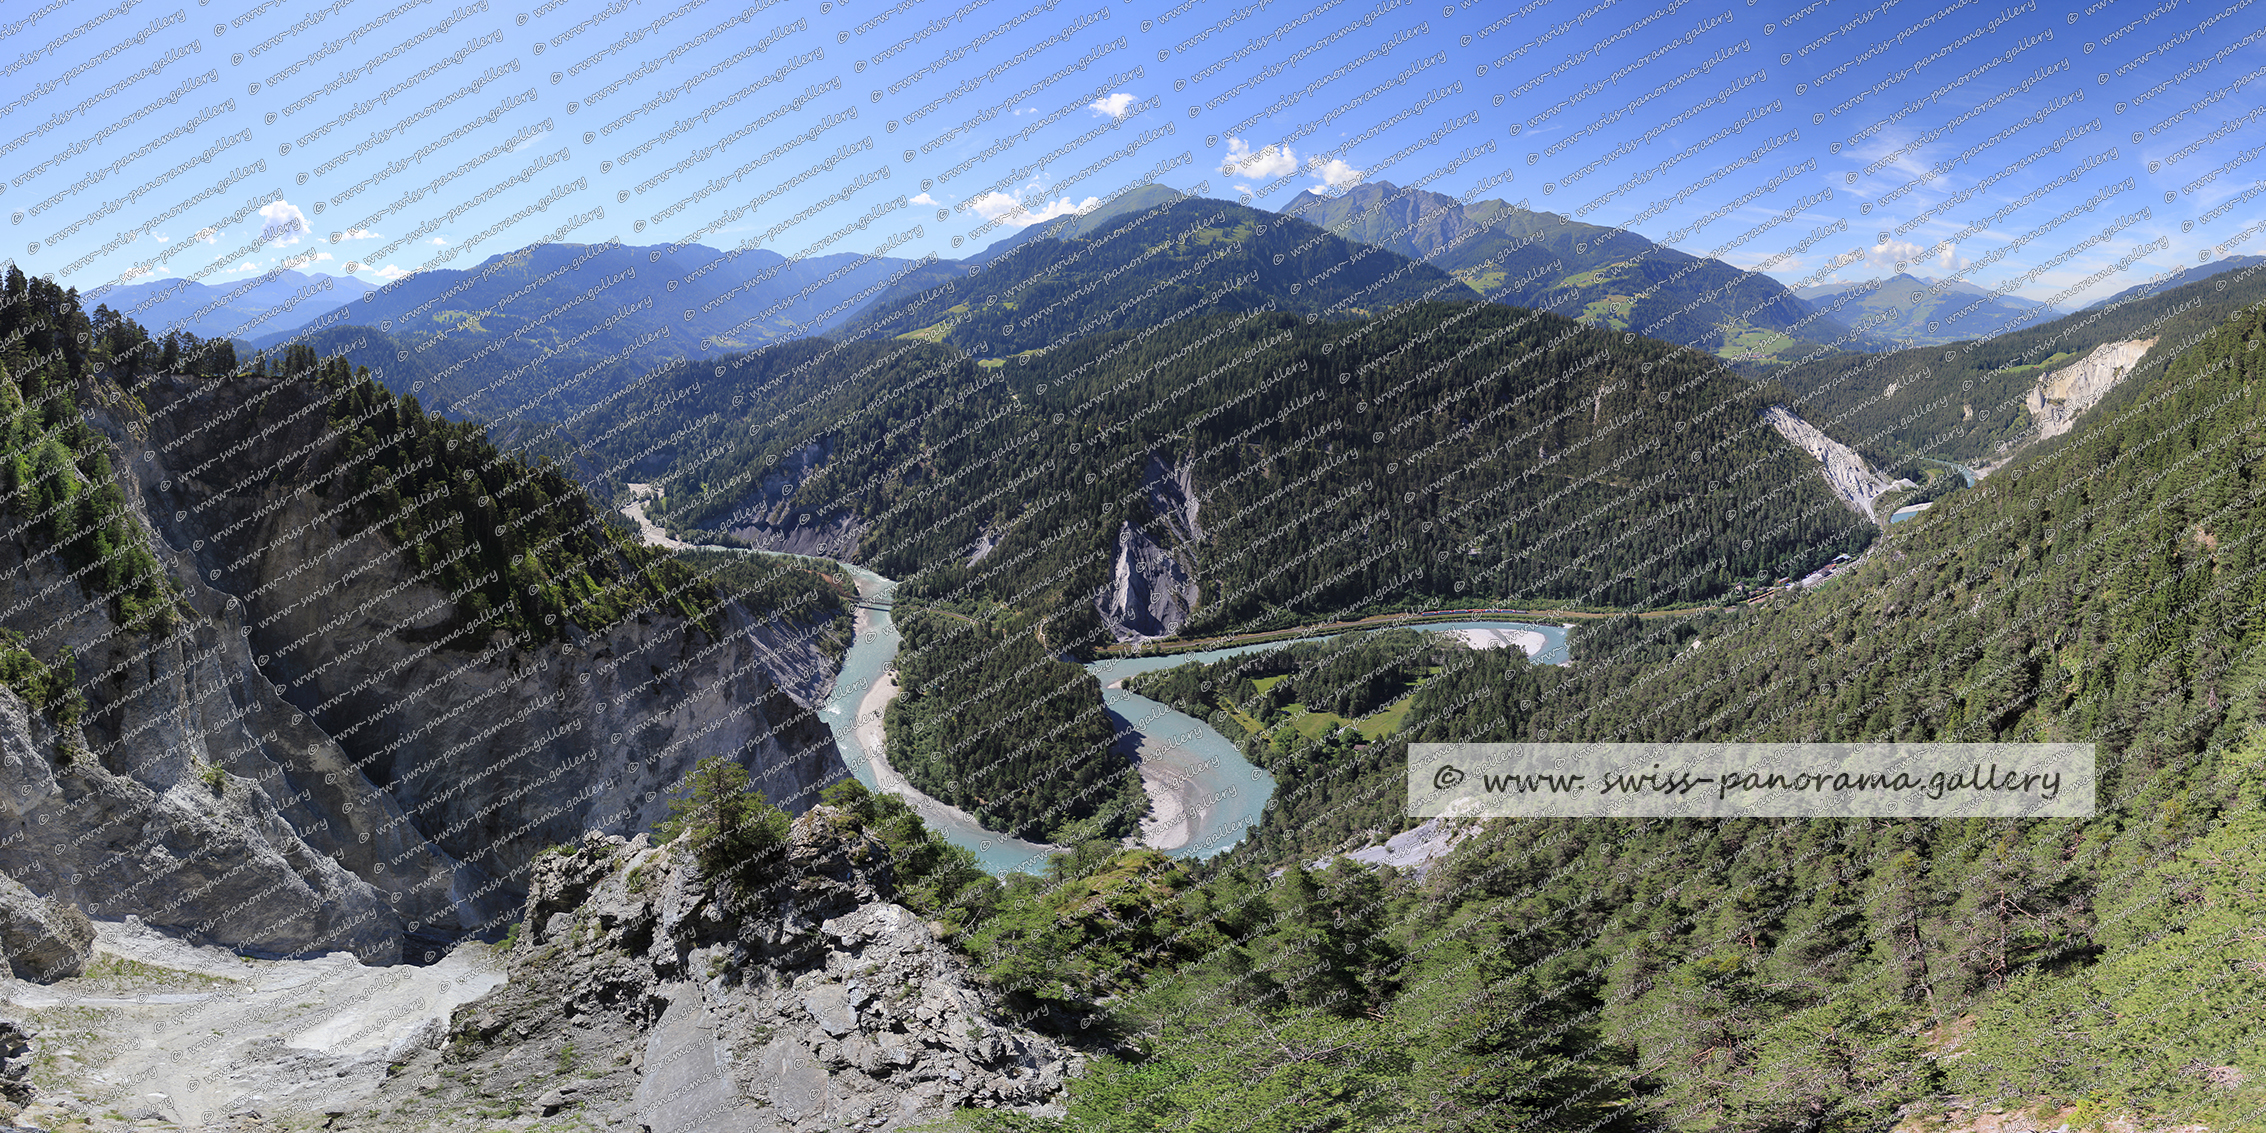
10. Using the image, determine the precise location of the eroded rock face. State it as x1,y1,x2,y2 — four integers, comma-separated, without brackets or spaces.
0,519,401,962
129,373,844,948
1096,521,1197,642
716,436,874,558
1142,452,1203,545
729,511,872,559
1762,406,1897,526
356,810,1080,1132
1094,452,1205,643
2025,338,2156,441
0,367,845,964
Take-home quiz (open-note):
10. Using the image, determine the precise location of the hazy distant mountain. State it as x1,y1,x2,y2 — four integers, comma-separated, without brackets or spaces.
248,241,925,421
1793,273,2057,346
1922,275,2061,313
82,269,376,341
1279,180,1841,361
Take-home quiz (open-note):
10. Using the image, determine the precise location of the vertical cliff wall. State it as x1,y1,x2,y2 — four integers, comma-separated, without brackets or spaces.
0,366,845,966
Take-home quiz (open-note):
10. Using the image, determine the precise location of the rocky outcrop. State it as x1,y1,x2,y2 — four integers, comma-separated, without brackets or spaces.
2025,338,2156,440
353,810,1082,1131
1762,406,1897,526
1096,521,1198,642
0,872,93,982
0,1017,35,1113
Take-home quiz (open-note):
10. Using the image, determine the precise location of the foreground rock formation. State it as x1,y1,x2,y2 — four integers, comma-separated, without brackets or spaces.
0,873,92,983
356,806,1082,1132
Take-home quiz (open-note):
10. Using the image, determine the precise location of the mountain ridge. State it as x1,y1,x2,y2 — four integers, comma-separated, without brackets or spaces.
1278,178,1846,360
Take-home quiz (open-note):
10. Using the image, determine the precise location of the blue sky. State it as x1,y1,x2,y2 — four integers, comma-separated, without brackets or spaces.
6,0,2261,310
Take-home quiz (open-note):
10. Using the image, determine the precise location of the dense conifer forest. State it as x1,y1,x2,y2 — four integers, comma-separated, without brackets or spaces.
886,605,1146,845
586,300,1877,644
4,272,848,667
868,296,2266,1133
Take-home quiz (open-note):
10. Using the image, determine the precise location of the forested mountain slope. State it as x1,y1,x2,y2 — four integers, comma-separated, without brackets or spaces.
830,196,1479,355
175,295,2266,1133
591,299,1875,647
880,288,2266,1133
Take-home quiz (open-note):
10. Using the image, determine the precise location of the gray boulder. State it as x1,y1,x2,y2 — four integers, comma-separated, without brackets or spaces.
0,865,93,982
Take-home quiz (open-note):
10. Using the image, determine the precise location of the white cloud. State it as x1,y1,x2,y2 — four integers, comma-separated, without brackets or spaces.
966,191,1100,227
430,237,449,245
1220,138,1298,179
910,192,937,205
1089,92,1138,119
309,252,335,263
342,228,380,240
258,200,309,246
512,128,549,152
226,261,262,275
1865,238,1966,273
1012,105,1039,116
372,264,413,280
1028,196,1099,223
965,192,1023,221
194,227,221,245
1312,158,1363,191
153,233,170,243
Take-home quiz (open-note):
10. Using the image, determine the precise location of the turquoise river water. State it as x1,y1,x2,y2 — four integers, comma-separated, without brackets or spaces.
803,562,1566,874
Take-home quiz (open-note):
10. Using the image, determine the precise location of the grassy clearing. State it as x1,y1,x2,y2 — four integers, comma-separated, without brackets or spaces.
79,951,234,990
1357,693,1415,739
